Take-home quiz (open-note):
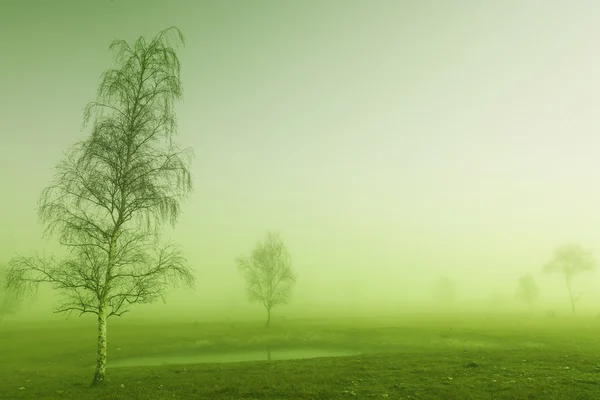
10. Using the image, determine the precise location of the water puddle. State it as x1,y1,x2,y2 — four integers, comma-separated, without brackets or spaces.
109,348,360,368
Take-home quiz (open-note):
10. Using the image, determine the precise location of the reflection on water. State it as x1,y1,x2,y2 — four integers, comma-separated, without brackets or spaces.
108,348,360,368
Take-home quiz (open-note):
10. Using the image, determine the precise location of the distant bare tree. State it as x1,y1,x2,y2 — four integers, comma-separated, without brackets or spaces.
236,232,296,327
5,26,194,385
0,265,20,322
543,243,595,314
515,273,539,312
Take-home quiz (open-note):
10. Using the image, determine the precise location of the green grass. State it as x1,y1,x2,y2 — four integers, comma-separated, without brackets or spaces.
2,313,600,399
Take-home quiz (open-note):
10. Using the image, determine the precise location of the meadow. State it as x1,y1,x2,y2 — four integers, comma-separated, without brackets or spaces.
1,312,600,399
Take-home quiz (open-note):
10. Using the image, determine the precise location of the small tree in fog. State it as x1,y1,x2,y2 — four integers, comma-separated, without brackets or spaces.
543,243,595,314
236,232,296,327
5,27,194,385
515,273,539,312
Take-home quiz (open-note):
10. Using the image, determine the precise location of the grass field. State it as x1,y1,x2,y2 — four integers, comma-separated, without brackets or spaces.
1,312,600,399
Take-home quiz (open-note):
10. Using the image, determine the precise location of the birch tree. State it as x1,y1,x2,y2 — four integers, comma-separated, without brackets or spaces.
237,232,296,327
5,26,194,385
543,243,595,314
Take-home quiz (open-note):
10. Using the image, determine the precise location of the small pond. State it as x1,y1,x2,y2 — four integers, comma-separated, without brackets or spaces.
108,348,361,368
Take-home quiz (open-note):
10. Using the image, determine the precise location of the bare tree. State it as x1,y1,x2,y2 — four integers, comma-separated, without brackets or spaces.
543,243,595,314
5,26,194,385
237,232,296,327
515,273,539,312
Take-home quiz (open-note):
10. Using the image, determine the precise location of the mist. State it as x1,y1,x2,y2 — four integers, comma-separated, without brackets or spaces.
3,0,600,325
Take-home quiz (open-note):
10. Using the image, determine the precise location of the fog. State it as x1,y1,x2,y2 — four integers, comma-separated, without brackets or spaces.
3,0,600,323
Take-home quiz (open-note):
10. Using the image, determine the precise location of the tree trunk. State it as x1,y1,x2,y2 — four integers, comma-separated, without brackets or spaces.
570,295,576,314
265,308,271,328
566,278,576,314
92,308,108,385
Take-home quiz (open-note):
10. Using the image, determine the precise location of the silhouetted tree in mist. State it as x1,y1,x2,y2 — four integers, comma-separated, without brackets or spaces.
515,273,539,312
237,232,296,327
5,26,194,385
543,243,595,314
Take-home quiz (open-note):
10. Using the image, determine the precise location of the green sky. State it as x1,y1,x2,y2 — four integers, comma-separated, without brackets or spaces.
2,0,600,318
